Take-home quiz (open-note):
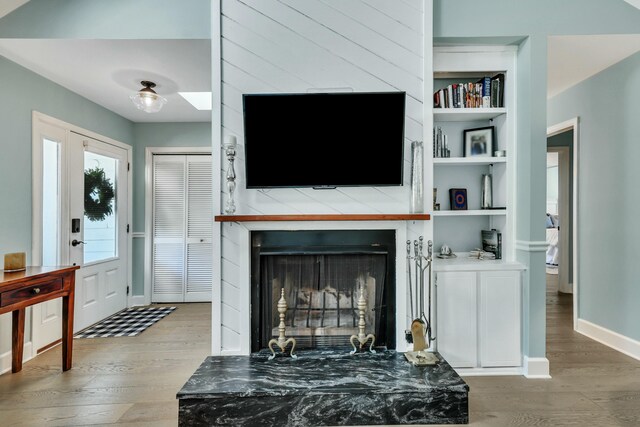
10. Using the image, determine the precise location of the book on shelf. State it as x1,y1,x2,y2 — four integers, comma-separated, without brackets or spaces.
452,84,458,108
478,76,491,108
433,74,504,109
481,229,502,260
433,126,449,158
490,73,505,108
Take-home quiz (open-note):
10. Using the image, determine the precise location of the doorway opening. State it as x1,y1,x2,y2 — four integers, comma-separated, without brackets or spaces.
32,112,132,353
546,118,579,330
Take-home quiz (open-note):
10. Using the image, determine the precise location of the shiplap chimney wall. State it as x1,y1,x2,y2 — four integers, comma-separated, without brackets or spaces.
213,0,433,355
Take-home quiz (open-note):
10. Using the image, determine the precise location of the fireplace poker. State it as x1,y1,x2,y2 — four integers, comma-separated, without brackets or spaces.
421,239,435,346
406,240,414,321
414,240,419,320
419,237,424,325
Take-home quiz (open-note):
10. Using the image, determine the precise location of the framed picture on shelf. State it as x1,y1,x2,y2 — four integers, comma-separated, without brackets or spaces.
463,126,494,157
449,188,467,210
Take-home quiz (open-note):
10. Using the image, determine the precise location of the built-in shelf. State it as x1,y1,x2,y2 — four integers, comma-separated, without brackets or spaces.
214,214,431,222
433,108,506,122
433,253,525,272
431,209,506,217
433,157,506,166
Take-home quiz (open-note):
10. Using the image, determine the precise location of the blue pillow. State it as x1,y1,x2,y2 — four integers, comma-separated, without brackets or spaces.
545,214,555,228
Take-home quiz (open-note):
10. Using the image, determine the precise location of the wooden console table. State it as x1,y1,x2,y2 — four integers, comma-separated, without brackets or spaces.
0,266,79,373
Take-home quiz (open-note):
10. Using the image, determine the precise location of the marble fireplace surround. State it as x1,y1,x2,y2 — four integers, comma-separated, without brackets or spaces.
214,217,429,355
177,350,469,426
184,216,471,426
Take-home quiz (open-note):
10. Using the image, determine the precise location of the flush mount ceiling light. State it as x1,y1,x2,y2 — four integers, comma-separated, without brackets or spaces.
130,80,167,113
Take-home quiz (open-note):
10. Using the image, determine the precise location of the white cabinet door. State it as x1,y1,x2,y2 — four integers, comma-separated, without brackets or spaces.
436,271,477,368
479,270,521,367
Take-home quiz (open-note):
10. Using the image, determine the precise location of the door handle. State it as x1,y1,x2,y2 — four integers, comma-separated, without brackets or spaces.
71,239,85,247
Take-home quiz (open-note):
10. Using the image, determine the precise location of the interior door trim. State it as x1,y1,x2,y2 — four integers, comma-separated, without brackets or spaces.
143,146,211,306
31,111,133,344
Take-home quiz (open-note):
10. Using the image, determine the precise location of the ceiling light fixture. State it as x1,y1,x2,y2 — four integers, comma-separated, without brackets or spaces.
130,80,167,113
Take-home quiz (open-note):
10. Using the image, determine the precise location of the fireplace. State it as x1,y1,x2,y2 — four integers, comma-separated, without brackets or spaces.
251,230,396,352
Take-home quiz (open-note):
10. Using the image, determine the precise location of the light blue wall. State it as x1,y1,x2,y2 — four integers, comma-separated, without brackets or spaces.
131,122,212,295
434,0,640,359
0,54,133,356
0,55,134,260
0,0,212,360
548,52,640,341
0,0,210,39
435,0,640,37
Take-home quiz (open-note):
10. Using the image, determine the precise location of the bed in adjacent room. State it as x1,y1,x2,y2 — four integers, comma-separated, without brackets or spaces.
546,214,559,274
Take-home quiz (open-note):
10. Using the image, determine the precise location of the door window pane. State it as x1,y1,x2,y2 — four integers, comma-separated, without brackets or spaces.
42,139,61,266
84,151,118,263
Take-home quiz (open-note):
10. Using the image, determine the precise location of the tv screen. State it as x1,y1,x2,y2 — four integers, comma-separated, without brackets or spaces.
243,92,406,189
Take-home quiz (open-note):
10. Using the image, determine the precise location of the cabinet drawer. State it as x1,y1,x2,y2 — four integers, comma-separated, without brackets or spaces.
0,277,63,307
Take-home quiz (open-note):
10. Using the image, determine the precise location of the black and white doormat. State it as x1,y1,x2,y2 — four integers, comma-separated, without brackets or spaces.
74,306,177,338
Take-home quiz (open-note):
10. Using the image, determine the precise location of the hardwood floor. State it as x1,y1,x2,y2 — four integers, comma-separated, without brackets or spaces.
0,280,638,426
0,303,211,426
459,274,640,427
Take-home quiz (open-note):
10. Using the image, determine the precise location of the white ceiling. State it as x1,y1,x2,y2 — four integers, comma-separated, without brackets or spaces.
547,34,640,99
0,39,212,122
0,33,637,120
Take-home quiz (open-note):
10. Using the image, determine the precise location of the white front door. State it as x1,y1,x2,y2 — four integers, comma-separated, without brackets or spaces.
68,132,129,332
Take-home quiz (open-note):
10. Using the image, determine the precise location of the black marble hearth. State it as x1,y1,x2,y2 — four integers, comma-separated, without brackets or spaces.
177,350,469,426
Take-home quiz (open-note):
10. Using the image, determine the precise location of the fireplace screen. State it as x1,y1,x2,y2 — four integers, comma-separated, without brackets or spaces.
259,253,388,349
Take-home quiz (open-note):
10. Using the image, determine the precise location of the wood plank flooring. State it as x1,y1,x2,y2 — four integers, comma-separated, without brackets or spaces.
0,279,638,426
460,274,640,427
0,303,211,426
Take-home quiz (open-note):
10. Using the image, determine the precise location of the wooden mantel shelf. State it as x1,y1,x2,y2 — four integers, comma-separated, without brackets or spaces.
215,214,431,222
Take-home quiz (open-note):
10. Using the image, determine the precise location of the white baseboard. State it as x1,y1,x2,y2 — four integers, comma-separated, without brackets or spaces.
576,318,640,361
0,341,33,375
455,366,523,377
524,356,551,378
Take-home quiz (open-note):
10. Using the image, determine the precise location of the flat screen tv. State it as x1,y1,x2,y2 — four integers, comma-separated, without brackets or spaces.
242,92,406,189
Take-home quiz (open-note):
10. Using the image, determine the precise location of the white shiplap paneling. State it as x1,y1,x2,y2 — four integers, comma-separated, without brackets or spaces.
217,0,429,353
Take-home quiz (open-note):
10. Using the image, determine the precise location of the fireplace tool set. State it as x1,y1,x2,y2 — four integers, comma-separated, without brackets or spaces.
405,237,438,366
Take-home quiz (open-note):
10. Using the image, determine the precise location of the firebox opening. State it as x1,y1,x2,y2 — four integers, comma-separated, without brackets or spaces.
251,230,396,353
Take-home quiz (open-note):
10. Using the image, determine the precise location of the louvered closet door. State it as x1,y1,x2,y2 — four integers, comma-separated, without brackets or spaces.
153,155,186,302
152,154,212,303
185,156,213,302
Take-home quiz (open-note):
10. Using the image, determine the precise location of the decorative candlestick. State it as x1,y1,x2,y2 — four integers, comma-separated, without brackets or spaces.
268,288,297,360
223,135,237,214
350,282,376,355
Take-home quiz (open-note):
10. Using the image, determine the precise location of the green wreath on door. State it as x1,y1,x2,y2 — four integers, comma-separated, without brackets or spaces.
84,167,115,222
